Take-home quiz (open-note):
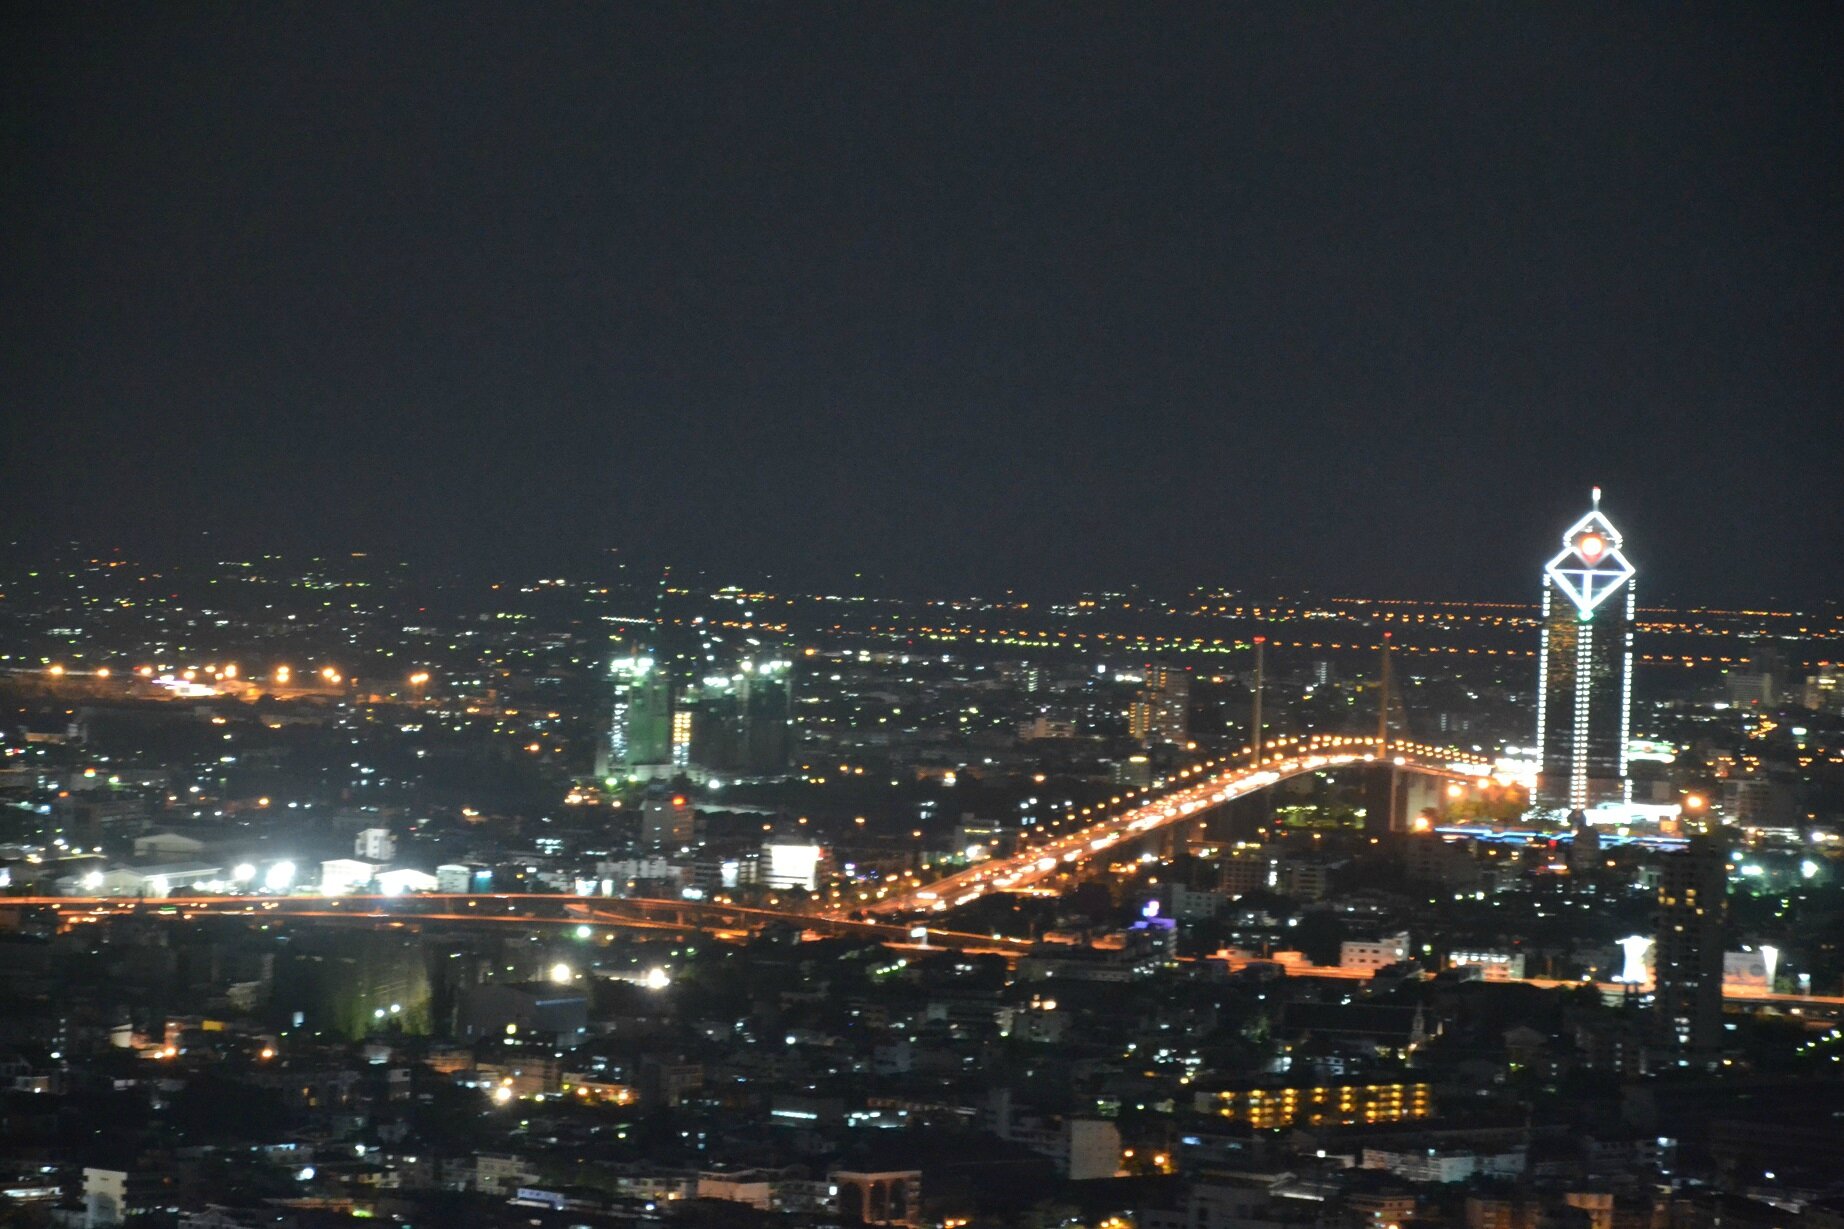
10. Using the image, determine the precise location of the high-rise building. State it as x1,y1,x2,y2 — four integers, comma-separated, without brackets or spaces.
1534,489,1635,811
685,658,795,779
1653,836,1728,1064
601,653,674,783
1724,644,1784,709
640,792,694,850
1129,664,1190,746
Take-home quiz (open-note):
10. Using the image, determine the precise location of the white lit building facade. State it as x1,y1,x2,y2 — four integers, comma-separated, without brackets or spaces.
1534,489,1635,812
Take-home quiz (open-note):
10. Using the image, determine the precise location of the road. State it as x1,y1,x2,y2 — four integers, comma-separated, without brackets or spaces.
0,892,1034,955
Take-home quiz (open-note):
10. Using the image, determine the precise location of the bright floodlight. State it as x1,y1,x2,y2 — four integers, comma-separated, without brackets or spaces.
1617,936,1652,985
232,863,257,883
264,861,296,892
1761,945,1779,991
643,967,671,991
549,962,574,985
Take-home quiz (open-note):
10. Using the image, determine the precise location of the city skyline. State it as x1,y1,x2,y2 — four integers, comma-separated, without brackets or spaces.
2,6,1842,1224
1,467,1840,1226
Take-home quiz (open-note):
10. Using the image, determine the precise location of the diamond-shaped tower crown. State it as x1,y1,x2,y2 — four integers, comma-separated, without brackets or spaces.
1544,486,1634,618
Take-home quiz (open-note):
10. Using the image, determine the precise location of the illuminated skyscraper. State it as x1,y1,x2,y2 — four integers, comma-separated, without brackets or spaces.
601,653,674,783
1534,488,1635,811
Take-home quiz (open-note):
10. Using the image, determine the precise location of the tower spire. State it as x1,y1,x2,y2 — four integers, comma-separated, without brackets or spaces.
1591,485,1601,509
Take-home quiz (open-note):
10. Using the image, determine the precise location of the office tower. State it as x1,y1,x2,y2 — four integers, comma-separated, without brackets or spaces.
604,653,674,783
1653,837,1728,1064
1129,664,1190,746
1534,488,1635,811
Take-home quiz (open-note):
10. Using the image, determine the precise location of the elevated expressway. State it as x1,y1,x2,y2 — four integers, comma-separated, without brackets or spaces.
849,734,1491,918
0,892,1034,955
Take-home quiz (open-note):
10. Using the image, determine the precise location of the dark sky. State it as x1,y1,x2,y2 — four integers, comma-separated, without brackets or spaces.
4,4,1839,602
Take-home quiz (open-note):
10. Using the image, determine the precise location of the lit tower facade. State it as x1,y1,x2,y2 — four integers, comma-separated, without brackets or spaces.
600,653,674,783
1128,664,1190,747
1534,488,1635,811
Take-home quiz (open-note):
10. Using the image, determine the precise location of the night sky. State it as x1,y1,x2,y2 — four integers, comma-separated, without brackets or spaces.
4,4,1839,602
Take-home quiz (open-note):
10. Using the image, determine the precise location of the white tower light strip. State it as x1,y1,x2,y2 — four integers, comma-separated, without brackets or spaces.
1572,624,1593,809
1620,585,1635,802
1534,589,1551,757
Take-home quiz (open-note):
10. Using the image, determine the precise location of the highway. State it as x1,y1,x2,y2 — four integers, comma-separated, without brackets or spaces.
0,892,1035,955
849,733,1490,918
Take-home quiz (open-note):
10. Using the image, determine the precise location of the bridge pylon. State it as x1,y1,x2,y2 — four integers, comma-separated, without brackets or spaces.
1250,635,1265,764
1378,633,1399,829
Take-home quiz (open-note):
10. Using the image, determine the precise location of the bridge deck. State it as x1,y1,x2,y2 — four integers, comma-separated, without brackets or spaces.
857,734,1487,916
